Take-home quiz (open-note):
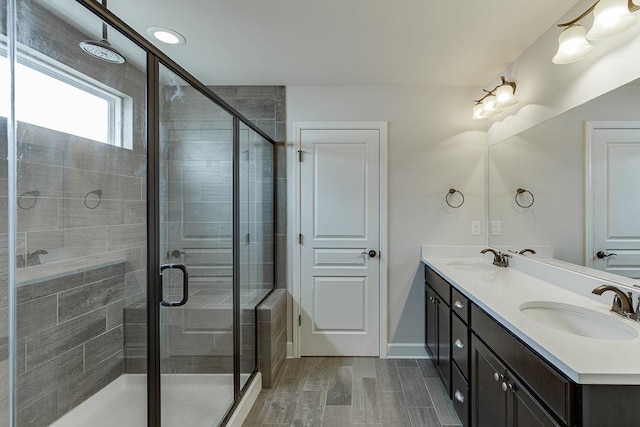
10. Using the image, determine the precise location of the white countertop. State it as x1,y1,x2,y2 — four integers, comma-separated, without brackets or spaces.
421,254,640,385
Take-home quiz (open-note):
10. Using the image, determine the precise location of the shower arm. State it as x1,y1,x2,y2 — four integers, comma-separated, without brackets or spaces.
102,0,108,40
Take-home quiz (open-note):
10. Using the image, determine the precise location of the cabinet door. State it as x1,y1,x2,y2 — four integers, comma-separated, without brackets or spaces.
471,336,507,427
437,297,451,396
508,377,561,427
425,285,438,360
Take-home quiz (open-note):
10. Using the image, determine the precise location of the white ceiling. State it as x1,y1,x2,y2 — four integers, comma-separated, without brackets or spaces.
61,0,580,87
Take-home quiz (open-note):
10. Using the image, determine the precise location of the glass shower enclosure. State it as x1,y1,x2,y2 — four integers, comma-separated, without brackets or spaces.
0,0,276,426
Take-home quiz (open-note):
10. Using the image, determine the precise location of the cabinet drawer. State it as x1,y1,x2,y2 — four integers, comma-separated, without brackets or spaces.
452,287,469,324
452,314,469,380
452,364,469,427
471,305,571,425
425,266,451,306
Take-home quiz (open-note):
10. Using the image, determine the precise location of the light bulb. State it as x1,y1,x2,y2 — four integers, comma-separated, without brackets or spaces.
495,84,518,108
587,0,637,40
147,27,187,45
471,103,488,121
552,25,593,64
482,95,501,116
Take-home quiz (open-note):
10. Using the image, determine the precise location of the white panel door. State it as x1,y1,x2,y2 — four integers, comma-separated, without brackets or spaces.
591,126,640,277
300,129,380,356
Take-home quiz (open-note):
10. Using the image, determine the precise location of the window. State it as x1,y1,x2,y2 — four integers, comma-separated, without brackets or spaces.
0,45,132,148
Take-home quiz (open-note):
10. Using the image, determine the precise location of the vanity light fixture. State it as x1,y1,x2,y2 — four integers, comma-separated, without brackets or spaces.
552,0,639,65
147,27,187,45
471,76,517,121
552,24,594,64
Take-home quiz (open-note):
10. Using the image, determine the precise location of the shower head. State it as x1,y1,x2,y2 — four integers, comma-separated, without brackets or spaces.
79,38,125,64
79,0,125,64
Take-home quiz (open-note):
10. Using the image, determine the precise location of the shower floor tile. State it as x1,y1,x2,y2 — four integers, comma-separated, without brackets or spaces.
51,374,236,427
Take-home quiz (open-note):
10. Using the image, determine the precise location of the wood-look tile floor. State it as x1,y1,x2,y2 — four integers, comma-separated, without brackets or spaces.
243,358,462,427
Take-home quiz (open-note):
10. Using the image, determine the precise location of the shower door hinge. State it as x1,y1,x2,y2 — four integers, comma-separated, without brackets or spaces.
298,150,303,162
298,314,302,326
299,233,302,244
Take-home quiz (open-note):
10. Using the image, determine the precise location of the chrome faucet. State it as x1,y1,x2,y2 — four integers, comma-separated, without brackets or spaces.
481,248,510,267
518,248,536,255
592,284,637,320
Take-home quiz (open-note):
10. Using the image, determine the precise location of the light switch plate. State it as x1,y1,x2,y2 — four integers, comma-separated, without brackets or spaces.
491,221,502,236
471,221,481,236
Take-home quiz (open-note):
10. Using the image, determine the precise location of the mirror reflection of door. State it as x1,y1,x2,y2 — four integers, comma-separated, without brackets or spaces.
589,123,640,278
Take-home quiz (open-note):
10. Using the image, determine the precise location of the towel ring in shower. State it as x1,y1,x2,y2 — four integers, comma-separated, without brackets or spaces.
445,188,464,208
515,188,534,208
84,189,103,209
18,190,40,210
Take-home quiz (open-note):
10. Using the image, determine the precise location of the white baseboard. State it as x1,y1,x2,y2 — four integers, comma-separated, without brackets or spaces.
226,372,262,427
387,343,429,358
287,341,293,358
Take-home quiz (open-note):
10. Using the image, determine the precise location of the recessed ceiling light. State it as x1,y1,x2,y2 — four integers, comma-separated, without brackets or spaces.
147,27,186,45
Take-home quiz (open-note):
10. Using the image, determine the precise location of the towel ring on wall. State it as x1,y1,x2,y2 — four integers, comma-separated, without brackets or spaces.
515,188,534,208
84,189,103,209
18,190,40,210
445,188,464,208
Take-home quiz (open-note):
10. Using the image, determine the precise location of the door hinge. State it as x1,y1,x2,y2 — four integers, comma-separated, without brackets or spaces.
299,233,302,244
298,150,303,162
298,314,302,326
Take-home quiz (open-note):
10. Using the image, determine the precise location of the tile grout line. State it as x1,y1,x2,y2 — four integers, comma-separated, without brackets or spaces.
422,375,461,427
422,375,444,424
395,359,415,427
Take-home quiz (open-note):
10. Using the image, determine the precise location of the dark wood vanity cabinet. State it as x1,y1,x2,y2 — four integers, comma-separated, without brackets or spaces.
471,336,561,427
425,265,565,427
424,264,640,427
424,281,451,395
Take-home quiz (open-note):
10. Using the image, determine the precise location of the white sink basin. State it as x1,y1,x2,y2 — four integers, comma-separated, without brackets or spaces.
446,260,495,272
519,301,639,341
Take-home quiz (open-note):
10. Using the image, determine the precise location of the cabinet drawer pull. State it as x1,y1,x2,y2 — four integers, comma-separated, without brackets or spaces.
501,381,508,392
493,372,504,382
454,339,465,349
454,300,465,309
454,390,465,403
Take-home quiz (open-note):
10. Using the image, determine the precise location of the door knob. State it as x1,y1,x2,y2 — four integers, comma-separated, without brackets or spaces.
169,249,185,258
596,251,617,259
361,250,377,258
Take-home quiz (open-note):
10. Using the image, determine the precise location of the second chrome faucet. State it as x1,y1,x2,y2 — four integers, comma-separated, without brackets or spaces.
481,248,510,267
592,284,640,321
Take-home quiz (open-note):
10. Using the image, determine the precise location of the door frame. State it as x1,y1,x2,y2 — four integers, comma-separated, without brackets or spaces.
585,121,640,268
289,121,388,358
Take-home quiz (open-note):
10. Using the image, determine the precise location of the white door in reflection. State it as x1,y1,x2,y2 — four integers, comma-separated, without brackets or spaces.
589,123,640,278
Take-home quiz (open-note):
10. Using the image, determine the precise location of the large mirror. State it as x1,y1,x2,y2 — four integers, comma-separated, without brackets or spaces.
488,78,640,279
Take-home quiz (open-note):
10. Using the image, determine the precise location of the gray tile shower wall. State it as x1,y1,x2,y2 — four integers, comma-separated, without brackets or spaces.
258,289,287,388
133,85,285,376
211,86,287,290
1,2,288,424
0,0,147,424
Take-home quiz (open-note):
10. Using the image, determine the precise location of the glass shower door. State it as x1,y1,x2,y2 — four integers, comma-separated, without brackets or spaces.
158,64,234,427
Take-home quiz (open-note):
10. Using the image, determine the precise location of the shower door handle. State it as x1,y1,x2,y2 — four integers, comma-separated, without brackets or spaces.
160,263,189,307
